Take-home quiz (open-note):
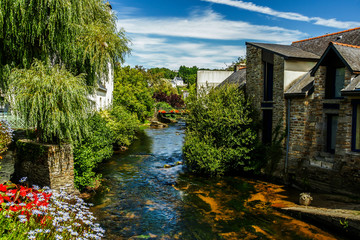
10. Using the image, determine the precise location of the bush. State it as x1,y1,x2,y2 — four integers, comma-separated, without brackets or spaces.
101,106,139,147
152,92,184,108
183,84,258,176
73,112,113,190
155,102,173,112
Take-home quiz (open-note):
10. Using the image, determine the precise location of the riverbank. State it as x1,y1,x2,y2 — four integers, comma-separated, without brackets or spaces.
246,179,360,238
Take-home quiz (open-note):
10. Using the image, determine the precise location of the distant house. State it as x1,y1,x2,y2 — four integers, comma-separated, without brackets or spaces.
171,77,186,88
197,70,233,92
244,27,360,195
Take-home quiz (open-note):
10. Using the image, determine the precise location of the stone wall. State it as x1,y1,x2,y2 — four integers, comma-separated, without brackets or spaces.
246,44,263,112
246,44,286,176
16,139,76,193
287,66,360,195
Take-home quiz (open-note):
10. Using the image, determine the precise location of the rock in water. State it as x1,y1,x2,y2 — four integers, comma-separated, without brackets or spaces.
299,192,313,206
150,121,168,128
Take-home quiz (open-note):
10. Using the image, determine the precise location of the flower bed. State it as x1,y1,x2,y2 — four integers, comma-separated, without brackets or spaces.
0,178,104,239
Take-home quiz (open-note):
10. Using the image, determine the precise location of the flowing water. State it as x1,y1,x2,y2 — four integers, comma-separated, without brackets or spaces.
90,120,343,240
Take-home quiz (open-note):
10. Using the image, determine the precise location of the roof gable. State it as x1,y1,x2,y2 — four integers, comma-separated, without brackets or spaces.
311,42,360,76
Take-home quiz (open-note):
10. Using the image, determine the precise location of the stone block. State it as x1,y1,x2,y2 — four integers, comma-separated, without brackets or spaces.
309,159,322,167
16,139,76,193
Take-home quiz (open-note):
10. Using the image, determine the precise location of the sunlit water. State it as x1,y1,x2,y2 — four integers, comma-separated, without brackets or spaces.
90,120,343,240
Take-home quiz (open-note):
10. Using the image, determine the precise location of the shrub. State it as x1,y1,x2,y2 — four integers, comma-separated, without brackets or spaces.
155,102,173,112
183,84,258,176
101,106,139,147
0,181,104,239
73,113,113,191
152,92,184,108
7,60,90,143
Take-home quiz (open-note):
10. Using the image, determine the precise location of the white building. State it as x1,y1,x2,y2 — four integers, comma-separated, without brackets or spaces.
197,70,233,92
171,77,186,88
88,62,114,111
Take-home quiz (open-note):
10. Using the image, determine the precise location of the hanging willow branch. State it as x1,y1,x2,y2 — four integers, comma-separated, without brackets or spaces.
7,60,90,143
0,0,131,90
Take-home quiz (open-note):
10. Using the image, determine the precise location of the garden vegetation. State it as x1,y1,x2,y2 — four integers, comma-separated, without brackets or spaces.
183,84,259,176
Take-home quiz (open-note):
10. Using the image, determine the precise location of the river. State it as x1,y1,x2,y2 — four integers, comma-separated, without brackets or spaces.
90,120,343,239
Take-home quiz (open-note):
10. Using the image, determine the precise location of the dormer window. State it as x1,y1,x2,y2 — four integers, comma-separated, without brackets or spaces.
326,67,345,99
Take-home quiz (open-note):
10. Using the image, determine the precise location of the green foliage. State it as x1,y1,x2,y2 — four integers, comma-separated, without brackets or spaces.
101,106,139,147
183,84,258,176
155,102,173,112
113,66,154,122
148,67,177,79
178,65,198,85
73,112,113,190
0,0,130,90
0,121,12,154
7,60,90,143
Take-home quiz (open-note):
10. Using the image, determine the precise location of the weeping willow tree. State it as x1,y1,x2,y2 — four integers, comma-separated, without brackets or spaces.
0,0,130,90
7,60,90,143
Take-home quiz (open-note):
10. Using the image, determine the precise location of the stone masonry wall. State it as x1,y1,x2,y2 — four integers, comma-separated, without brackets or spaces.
288,66,360,195
246,44,286,176
16,139,76,193
246,45,263,113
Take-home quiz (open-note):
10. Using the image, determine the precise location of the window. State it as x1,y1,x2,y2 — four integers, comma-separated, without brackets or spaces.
326,114,338,153
326,67,345,99
352,101,360,151
263,62,274,101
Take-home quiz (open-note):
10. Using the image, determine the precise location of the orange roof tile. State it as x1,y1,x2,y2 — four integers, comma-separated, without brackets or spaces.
331,41,360,49
292,27,360,44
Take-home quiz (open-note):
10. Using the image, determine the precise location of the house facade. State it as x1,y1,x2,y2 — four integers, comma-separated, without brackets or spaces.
245,27,360,195
88,62,114,111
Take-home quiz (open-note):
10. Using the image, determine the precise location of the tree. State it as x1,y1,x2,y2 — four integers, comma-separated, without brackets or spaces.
113,66,154,122
0,0,130,90
178,65,198,85
7,60,90,143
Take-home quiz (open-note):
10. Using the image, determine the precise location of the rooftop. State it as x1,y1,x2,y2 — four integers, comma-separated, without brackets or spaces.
246,42,320,60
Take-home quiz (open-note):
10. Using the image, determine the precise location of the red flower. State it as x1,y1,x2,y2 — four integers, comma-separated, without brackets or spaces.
0,184,7,192
0,196,3,204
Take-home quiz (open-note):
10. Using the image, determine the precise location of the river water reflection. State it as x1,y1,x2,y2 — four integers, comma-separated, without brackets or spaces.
90,120,342,239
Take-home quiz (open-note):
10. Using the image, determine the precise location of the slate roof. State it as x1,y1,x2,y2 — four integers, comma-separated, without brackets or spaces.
292,27,360,56
217,68,246,88
342,75,360,96
332,42,360,73
311,42,360,76
246,42,319,60
284,71,314,98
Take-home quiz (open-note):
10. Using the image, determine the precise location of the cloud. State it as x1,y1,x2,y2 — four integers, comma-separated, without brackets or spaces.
118,10,308,69
117,10,306,43
125,36,246,69
202,0,360,29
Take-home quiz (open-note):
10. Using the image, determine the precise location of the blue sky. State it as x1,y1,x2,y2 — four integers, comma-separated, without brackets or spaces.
112,0,360,70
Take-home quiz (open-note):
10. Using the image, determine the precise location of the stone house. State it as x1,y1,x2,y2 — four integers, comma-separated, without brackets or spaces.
245,27,360,195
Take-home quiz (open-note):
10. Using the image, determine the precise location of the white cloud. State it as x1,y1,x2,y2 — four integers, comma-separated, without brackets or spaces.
117,10,305,43
203,0,360,29
125,36,246,69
